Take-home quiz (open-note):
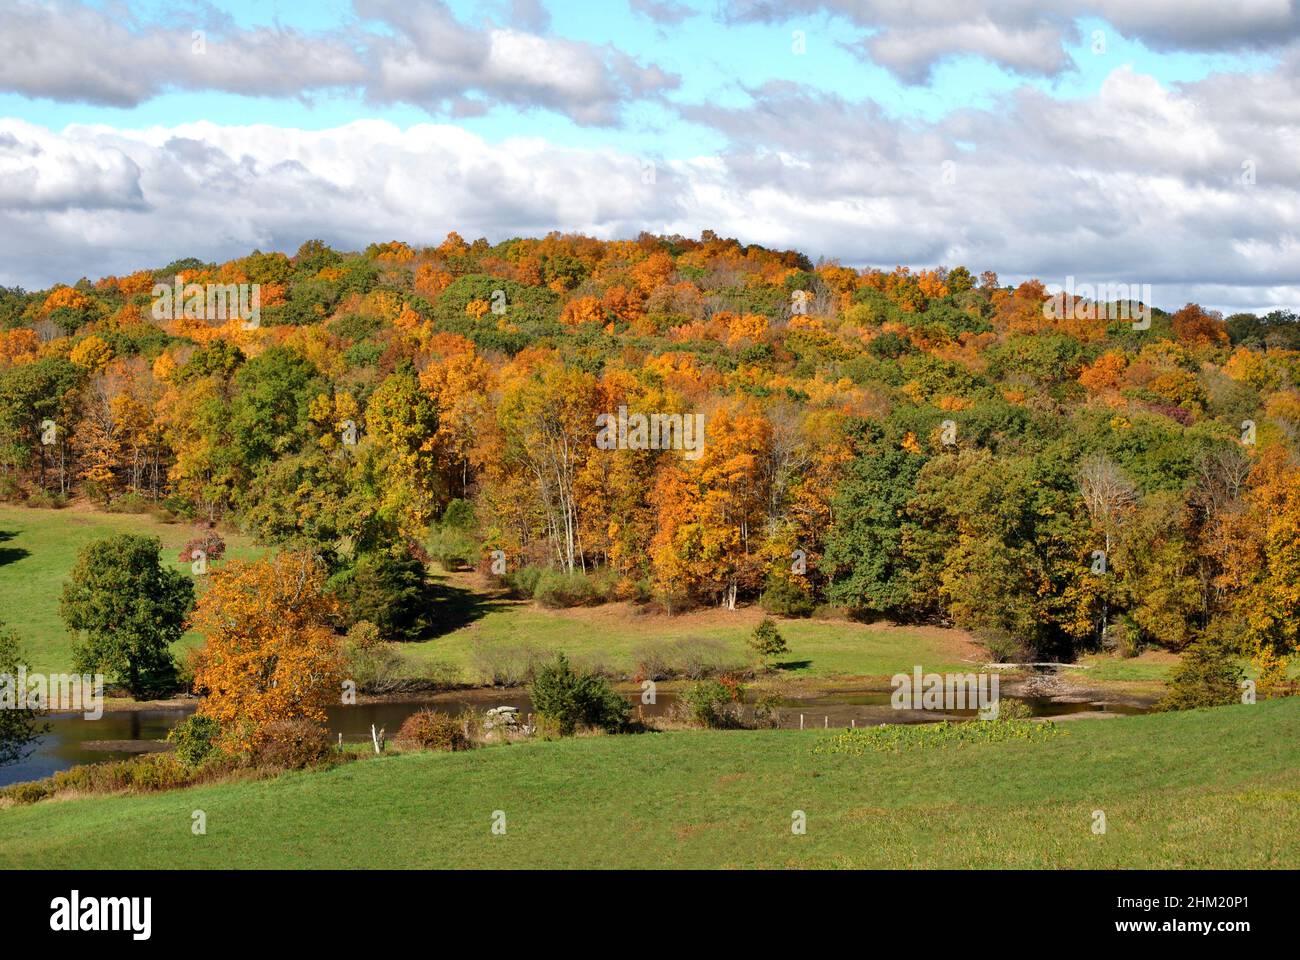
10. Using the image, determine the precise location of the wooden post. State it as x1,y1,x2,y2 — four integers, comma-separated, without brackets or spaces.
800,714,804,730
824,715,828,728
337,732,343,749
851,719,856,729
371,724,384,755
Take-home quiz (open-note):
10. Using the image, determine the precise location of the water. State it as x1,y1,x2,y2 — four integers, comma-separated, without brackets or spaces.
0,688,1148,787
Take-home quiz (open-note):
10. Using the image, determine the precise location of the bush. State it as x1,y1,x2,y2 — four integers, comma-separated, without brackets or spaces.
25,489,68,509
759,578,815,618
532,569,614,608
980,627,1025,664
1156,637,1245,712
331,546,434,643
395,709,472,751
679,678,746,728
502,564,542,598
255,720,333,769
427,526,479,571
105,492,150,514
471,640,541,686
167,714,221,767
528,653,629,735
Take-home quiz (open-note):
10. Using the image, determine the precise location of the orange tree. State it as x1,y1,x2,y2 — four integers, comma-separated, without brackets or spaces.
190,551,343,751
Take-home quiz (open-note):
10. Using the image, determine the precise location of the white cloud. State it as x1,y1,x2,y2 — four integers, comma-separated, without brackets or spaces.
721,0,1300,82
2,52,1298,314
0,0,676,126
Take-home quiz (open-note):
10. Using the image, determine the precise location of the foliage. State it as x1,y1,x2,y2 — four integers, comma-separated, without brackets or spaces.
395,709,473,751
60,534,194,698
0,625,48,767
1155,636,1246,712
814,718,1064,754
167,713,222,767
679,677,746,728
189,551,344,752
748,616,788,667
527,652,628,735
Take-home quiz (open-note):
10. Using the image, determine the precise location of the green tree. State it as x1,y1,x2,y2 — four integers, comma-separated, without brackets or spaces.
61,534,195,698
749,616,788,668
331,545,434,643
824,429,926,616
0,625,48,767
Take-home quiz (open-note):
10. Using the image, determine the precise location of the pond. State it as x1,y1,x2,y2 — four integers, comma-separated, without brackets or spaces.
0,687,1149,787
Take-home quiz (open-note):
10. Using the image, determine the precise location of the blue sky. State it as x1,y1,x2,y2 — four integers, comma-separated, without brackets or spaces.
0,1,1274,157
0,1,1297,312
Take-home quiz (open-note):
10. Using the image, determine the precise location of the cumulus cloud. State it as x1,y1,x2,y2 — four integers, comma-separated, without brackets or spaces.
0,0,676,126
2,51,1298,313
720,0,1300,83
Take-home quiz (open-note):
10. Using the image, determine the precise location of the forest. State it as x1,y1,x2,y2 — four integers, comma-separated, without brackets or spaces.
0,230,1297,689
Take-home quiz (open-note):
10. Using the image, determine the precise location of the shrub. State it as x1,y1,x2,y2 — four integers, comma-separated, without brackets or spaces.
679,678,745,728
748,617,788,668
178,527,226,567
395,709,472,751
427,526,478,571
1156,637,1245,712
25,489,67,509
979,627,1025,664
167,714,221,767
471,640,541,686
674,636,747,679
331,546,434,643
105,492,149,514
992,697,1032,721
759,578,815,617
254,719,333,769
502,564,542,598
632,642,673,682
532,569,614,608
528,653,628,735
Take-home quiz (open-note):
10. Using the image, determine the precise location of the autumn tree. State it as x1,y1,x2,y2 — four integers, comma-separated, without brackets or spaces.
190,551,343,750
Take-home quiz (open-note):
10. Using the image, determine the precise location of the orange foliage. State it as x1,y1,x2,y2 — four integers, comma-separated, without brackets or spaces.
191,552,343,750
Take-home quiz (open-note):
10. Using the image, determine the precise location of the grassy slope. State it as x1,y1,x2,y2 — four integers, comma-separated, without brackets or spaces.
3,698,1296,869
403,570,991,683
0,504,256,674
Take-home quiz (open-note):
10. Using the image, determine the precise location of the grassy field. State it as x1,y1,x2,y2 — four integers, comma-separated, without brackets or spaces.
0,504,257,674
405,572,990,683
1,698,1295,868
4,504,1286,691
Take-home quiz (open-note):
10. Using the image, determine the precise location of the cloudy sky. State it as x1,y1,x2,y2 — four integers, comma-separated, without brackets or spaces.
1,0,1297,313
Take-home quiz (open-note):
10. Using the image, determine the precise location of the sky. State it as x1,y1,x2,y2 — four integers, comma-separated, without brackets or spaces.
0,0,1297,313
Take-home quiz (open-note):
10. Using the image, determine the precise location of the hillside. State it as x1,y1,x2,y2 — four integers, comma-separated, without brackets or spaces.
1,234,1298,680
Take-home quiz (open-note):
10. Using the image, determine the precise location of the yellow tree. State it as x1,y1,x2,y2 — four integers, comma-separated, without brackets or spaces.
191,551,342,751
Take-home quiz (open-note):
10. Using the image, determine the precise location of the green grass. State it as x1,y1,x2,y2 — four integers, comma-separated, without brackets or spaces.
403,572,982,683
0,504,257,674
3,698,1296,868
410,608,974,681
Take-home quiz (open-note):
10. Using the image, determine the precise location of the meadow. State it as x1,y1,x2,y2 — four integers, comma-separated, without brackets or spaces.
0,504,257,675
1,698,1294,868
